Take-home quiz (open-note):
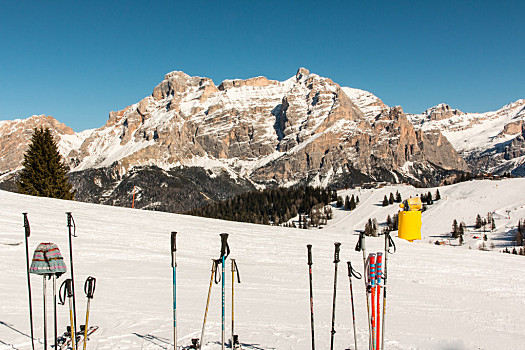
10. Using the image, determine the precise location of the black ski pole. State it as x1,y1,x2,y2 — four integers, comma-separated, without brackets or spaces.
219,233,230,350
66,212,78,350
356,231,372,350
381,231,396,350
307,244,315,350
347,261,362,350
59,279,76,350
23,213,35,350
83,276,96,350
231,259,241,349
171,231,177,350
330,242,341,350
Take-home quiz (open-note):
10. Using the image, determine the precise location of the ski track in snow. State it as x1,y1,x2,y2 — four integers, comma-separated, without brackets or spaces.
1,179,525,349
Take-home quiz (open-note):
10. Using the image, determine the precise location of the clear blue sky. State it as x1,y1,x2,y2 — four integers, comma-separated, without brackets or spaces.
1,0,523,131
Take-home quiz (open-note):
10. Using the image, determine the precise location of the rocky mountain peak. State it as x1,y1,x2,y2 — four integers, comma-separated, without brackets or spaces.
422,103,464,121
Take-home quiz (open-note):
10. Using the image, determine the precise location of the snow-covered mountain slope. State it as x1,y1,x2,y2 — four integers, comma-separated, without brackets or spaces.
408,100,525,174
0,115,92,173
0,68,466,190
1,179,525,350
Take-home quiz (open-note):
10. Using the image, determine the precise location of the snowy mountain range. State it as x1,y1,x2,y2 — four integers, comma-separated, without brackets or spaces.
0,68,523,211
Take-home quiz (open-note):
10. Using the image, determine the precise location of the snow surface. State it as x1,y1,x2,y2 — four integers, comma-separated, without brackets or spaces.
2,179,525,349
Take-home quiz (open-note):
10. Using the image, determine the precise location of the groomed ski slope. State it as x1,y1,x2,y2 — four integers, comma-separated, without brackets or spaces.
1,179,525,350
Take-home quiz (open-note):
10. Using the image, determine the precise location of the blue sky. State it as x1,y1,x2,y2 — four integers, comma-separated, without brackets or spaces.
0,0,523,131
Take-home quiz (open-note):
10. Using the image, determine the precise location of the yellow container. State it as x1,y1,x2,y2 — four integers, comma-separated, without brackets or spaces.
398,210,422,241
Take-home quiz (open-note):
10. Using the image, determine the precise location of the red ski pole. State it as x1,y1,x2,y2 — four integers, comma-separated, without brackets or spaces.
376,253,383,350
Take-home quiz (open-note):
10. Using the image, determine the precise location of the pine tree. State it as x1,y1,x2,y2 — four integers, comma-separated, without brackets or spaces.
389,192,394,204
395,191,402,203
475,214,482,229
382,195,389,207
336,196,343,208
452,219,459,238
17,127,75,199
356,196,360,204
435,189,441,200
350,195,356,210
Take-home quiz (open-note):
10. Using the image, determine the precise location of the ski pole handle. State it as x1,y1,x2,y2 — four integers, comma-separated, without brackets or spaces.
171,231,177,267
220,233,230,259
23,213,30,238
307,244,313,266
333,242,341,263
347,261,362,279
171,231,177,252
84,276,96,299
59,279,73,305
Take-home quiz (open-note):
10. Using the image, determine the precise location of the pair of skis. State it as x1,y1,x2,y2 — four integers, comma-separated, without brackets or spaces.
307,242,362,350
171,233,241,350
355,231,396,350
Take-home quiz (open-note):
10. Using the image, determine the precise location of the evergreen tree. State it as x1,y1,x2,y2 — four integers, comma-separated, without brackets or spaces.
452,219,459,238
516,229,524,246
389,192,394,204
350,195,356,210
475,214,482,229
382,195,389,207
435,189,441,200
395,191,402,203
356,196,360,204
344,195,351,210
17,127,75,199
336,196,343,208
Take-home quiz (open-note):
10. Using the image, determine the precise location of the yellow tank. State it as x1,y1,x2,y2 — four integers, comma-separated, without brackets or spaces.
398,210,422,241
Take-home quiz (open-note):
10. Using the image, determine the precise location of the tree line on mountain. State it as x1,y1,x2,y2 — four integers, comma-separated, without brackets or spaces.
444,172,513,186
187,186,335,227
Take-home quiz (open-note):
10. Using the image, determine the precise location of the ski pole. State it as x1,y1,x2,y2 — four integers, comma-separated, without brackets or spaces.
347,261,362,350
382,232,395,350
23,213,35,350
59,279,76,350
330,242,341,350
355,231,372,350
231,259,240,349
171,231,177,350
43,275,48,350
53,274,58,350
66,212,78,350
83,276,96,350
219,233,230,350
307,244,315,350
376,253,383,350
199,259,220,350
369,253,376,350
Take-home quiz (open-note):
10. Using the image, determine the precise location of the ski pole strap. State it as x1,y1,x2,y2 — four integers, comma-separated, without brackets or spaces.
355,231,364,252
66,212,77,237
213,259,221,284
347,261,362,279
307,244,313,266
333,242,341,263
171,231,177,267
387,232,396,254
23,213,30,238
220,233,230,259
232,259,241,283
59,279,73,305
84,276,96,299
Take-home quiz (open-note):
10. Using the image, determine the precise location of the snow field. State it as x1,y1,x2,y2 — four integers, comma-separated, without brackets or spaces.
1,179,525,349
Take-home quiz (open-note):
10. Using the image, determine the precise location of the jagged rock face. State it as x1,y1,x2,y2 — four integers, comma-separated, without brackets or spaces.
1,69,469,193
422,104,464,121
0,115,83,173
